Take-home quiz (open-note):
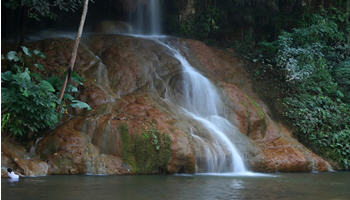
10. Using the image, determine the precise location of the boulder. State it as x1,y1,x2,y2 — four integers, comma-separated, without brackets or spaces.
36,122,130,175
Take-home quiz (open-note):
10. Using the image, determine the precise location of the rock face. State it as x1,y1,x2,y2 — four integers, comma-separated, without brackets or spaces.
2,140,48,177
181,39,330,172
1,34,330,176
92,21,133,34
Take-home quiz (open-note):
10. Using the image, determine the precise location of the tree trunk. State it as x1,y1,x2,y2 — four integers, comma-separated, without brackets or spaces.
347,0,350,45
18,6,26,46
57,0,89,106
15,5,26,47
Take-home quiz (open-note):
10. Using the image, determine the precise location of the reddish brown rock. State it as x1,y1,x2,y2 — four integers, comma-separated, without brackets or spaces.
1,140,48,177
35,93,195,175
183,39,330,172
2,35,332,176
36,122,130,175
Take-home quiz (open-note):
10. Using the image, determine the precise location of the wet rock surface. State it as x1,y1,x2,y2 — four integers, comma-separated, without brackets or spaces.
2,140,48,177
2,34,330,176
182,39,330,172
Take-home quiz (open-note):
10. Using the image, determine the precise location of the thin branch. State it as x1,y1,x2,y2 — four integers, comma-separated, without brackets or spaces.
57,0,89,107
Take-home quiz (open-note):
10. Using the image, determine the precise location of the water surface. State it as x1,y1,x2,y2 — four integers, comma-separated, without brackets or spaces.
3,172,350,200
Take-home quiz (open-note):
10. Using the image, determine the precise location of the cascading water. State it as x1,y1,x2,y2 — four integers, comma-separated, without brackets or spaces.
150,0,161,34
129,0,248,174
134,0,161,34
154,40,247,173
135,0,145,34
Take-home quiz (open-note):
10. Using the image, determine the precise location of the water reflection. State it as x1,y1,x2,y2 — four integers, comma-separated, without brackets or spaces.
231,179,244,190
7,179,19,183
3,173,350,200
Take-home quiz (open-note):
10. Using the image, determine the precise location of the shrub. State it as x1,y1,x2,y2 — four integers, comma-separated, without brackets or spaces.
1,47,90,140
257,10,350,169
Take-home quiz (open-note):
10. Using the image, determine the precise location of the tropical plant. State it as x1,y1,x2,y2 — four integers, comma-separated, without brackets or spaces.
1,47,90,139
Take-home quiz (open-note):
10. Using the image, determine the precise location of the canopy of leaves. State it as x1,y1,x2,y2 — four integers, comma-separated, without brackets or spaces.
4,0,82,20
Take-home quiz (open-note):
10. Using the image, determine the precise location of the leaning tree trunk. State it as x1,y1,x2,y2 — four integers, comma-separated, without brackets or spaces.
57,0,89,105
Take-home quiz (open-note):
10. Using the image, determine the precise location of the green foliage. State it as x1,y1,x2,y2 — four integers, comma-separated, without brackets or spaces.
178,5,223,40
284,95,350,134
134,128,171,174
1,47,90,139
257,10,350,169
2,68,60,137
334,60,350,102
119,124,171,174
70,100,91,110
4,0,83,20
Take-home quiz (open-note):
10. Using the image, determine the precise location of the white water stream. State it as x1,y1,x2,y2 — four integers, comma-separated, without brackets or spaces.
131,0,248,174
135,0,161,34
154,39,248,173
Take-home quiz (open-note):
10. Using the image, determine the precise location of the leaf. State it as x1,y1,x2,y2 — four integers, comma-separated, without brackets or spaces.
71,71,84,85
21,46,32,57
63,93,74,101
31,73,43,81
33,49,46,58
316,87,322,93
34,63,45,70
39,80,55,92
19,68,31,81
70,100,91,110
48,102,57,109
68,85,78,92
336,90,344,98
7,51,20,62
22,88,29,97
1,113,11,130
1,71,13,81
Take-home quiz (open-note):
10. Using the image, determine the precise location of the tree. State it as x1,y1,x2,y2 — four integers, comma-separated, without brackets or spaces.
3,0,83,44
4,0,82,20
58,0,89,104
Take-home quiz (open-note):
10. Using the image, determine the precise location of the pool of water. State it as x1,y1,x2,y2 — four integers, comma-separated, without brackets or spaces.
2,172,350,200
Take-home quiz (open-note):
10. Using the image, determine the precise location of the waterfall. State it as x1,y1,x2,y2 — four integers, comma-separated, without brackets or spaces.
135,0,145,34
150,0,161,34
155,40,247,173
129,0,248,174
135,0,161,34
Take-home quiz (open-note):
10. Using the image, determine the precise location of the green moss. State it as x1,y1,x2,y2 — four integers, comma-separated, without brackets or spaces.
241,101,251,136
119,124,171,174
245,94,265,121
243,95,267,137
120,124,137,170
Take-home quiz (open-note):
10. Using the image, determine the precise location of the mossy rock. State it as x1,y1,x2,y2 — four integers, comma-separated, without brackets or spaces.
120,124,171,174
